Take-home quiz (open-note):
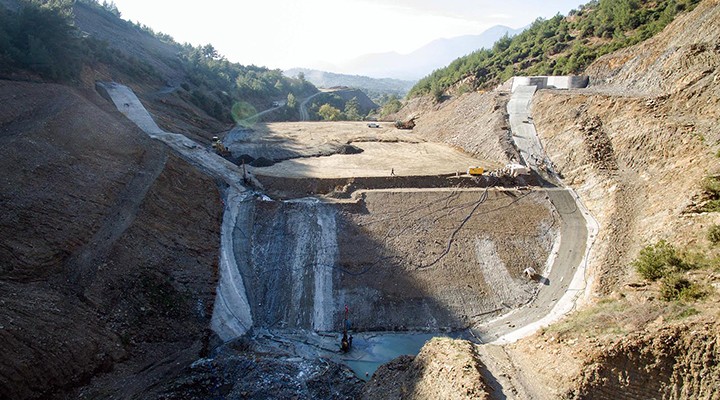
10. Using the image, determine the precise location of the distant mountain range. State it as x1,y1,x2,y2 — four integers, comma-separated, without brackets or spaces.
325,25,525,81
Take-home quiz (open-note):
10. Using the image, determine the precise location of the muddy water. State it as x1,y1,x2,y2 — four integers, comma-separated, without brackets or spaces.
342,332,461,380
253,329,467,381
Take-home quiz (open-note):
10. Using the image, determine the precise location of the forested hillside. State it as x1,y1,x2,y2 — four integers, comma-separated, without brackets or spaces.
285,68,415,100
0,0,316,122
410,0,702,99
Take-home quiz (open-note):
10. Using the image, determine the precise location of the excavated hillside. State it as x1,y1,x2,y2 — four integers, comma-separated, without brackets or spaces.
387,90,518,165
3,0,720,399
367,0,720,398
533,0,720,294
522,1,720,396
0,80,222,399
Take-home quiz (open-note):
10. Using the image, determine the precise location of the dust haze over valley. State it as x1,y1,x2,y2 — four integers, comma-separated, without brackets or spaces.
1,0,720,399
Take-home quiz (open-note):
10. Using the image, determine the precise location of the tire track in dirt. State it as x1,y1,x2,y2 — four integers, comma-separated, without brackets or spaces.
66,146,168,288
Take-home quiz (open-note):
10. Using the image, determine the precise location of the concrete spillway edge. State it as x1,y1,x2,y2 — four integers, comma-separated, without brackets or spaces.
211,187,254,340
491,81,599,344
97,82,255,341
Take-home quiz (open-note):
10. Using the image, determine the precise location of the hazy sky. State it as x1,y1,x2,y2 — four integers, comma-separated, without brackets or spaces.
111,0,583,70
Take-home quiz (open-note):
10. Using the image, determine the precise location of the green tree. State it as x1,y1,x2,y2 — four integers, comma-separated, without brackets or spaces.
13,3,85,81
407,0,701,98
380,96,402,117
344,97,361,121
633,240,689,281
430,82,444,103
707,224,720,245
286,92,297,109
318,103,341,121
274,79,284,92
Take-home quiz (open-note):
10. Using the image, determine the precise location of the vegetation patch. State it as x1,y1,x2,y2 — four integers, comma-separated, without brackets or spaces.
545,298,699,339
707,224,720,245
633,240,690,281
0,0,317,122
700,177,720,212
378,95,403,118
632,239,716,303
660,274,706,301
409,0,701,98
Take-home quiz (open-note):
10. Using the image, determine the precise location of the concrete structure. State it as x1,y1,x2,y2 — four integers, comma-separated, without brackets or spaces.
510,75,589,92
477,79,599,344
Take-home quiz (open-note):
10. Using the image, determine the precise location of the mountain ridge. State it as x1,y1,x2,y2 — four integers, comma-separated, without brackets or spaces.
322,25,524,80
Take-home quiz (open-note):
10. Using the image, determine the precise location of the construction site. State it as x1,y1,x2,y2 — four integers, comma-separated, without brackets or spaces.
91,72,595,386
2,0,720,399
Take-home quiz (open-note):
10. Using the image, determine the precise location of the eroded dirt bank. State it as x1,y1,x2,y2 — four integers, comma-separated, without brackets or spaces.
0,80,222,399
363,337,491,400
570,319,720,399
391,90,518,164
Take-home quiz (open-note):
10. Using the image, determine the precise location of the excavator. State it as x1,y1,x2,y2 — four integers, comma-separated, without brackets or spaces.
340,305,353,352
394,116,416,130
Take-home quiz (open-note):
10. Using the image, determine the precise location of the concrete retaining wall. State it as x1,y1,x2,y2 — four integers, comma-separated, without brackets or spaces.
511,76,589,92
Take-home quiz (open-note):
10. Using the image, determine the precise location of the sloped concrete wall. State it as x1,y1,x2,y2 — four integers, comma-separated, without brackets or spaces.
511,76,589,92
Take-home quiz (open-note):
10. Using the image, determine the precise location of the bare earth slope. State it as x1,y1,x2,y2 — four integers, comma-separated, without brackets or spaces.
367,1,720,398
0,80,222,399
364,338,491,400
507,0,720,398
533,0,720,294
391,90,519,164
570,319,720,400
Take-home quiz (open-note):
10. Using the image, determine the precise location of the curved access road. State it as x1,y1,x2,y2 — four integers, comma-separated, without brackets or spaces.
299,92,323,121
473,84,599,344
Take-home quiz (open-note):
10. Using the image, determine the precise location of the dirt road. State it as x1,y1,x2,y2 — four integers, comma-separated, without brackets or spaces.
472,84,598,344
300,92,323,121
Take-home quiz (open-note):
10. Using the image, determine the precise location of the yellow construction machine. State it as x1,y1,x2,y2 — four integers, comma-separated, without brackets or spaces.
211,136,230,156
467,166,484,176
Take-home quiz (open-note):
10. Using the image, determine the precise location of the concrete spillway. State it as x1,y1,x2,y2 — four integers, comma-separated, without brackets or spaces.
227,199,339,333
210,187,254,341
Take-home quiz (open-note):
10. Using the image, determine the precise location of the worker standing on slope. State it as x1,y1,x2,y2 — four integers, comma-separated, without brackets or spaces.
340,305,353,352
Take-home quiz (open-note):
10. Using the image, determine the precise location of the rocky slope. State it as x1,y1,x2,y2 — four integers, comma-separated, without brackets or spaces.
363,338,491,400
533,0,720,294
367,0,720,397
0,80,223,399
570,319,719,399
521,1,720,396
388,90,518,165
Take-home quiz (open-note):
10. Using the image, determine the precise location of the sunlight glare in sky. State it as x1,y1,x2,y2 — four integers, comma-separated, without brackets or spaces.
109,0,582,70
